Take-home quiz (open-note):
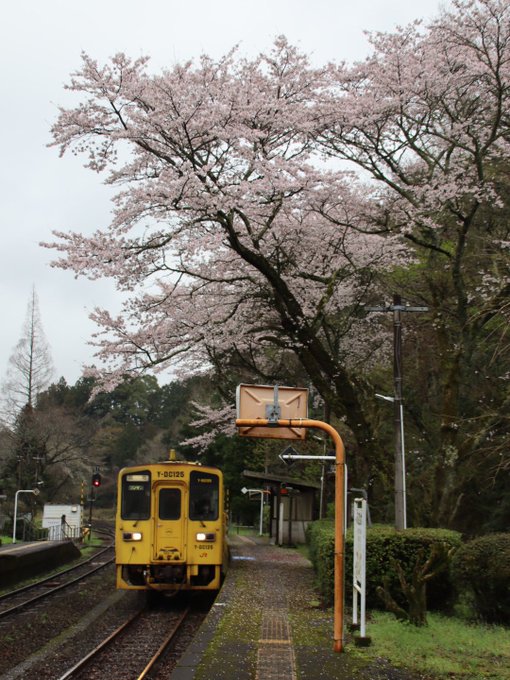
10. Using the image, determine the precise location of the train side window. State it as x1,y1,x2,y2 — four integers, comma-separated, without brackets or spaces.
189,471,219,521
159,488,181,520
121,472,151,520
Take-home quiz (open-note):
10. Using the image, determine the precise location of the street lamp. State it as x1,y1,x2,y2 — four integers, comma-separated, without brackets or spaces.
13,488,40,543
241,487,267,535
376,393,407,530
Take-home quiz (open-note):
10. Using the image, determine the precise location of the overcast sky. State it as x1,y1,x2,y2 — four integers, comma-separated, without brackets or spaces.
0,0,447,387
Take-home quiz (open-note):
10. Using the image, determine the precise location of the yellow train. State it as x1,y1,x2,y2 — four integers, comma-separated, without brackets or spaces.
115,453,229,592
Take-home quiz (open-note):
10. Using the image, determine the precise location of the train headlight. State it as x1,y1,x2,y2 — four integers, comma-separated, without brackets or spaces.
123,532,143,541
196,532,215,542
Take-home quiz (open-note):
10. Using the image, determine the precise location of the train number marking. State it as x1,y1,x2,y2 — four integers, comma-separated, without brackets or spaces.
157,471,185,478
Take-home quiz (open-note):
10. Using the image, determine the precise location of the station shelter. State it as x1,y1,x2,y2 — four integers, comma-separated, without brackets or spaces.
242,470,320,545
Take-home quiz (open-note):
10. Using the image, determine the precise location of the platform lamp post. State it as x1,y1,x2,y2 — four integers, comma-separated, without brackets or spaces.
13,488,40,543
376,393,407,530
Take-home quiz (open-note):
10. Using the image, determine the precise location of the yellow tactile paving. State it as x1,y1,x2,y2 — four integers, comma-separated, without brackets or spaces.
256,611,297,680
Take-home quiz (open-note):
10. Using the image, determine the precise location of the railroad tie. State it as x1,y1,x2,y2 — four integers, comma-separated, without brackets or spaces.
256,610,297,680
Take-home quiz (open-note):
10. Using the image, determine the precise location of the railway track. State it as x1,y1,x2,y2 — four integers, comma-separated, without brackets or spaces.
57,604,191,680
0,544,114,619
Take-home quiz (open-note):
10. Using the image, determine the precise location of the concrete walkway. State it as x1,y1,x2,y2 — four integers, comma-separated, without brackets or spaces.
171,535,422,680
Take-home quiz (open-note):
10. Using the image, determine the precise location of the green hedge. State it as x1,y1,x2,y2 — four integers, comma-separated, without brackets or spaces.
451,532,510,624
306,520,336,605
306,520,462,609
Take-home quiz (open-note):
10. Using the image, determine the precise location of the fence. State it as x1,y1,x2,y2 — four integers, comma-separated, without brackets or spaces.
12,517,83,542
46,522,83,541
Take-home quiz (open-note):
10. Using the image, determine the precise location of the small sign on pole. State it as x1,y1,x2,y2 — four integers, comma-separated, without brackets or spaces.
236,384,308,439
353,498,367,639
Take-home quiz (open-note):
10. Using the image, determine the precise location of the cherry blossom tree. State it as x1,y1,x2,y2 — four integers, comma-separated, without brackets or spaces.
319,0,510,526
46,39,406,479
46,1,510,528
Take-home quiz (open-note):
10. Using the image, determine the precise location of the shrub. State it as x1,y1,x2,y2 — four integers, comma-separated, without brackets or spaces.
451,532,510,624
306,520,336,605
307,521,461,610
376,541,456,626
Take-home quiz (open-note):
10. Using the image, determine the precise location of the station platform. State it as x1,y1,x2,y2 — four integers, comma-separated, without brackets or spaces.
171,535,387,680
0,540,81,586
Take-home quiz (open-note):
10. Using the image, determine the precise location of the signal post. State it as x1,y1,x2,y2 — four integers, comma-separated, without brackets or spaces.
236,384,346,653
87,468,102,532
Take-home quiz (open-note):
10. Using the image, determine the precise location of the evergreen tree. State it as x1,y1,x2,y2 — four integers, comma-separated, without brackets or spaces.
2,288,54,421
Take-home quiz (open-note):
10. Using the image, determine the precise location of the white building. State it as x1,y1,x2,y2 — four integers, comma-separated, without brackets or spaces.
42,504,82,540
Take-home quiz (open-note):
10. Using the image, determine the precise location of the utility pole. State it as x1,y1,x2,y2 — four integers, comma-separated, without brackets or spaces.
367,294,428,530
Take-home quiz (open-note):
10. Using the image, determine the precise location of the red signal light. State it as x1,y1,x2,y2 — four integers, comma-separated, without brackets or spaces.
92,473,101,488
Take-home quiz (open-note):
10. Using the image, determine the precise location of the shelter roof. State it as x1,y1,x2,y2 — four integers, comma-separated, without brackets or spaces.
242,469,320,490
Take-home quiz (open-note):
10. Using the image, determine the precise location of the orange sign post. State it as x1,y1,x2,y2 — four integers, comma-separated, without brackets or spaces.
236,384,346,653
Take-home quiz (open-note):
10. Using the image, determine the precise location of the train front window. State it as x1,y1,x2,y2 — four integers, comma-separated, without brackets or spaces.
189,471,219,521
159,488,181,520
121,472,151,520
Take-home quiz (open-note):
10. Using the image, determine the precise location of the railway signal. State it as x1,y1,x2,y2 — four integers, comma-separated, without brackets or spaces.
88,469,101,533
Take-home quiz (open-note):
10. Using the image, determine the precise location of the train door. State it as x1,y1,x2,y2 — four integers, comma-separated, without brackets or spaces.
153,483,186,563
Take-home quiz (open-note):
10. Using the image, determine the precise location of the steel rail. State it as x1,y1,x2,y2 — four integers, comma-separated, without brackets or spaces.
57,609,144,680
0,552,114,619
0,544,113,604
137,606,190,679
56,606,191,680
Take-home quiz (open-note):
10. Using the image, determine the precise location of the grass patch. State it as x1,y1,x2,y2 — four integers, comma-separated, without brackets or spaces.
228,525,260,537
352,611,510,678
79,533,106,555
296,543,310,561
290,603,510,678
